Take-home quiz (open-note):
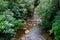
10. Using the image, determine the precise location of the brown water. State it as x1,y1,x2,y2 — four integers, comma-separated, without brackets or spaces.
11,14,52,40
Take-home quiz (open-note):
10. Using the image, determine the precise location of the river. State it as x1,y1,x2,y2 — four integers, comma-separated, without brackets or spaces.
11,14,52,40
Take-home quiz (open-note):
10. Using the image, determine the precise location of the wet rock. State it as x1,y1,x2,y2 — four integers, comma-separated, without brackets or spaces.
18,26,45,40
25,30,30,34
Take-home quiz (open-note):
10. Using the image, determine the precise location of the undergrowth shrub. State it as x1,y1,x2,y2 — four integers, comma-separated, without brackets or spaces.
0,0,35,39
0,10,24,39
35,0,58,28
50,11,60,40
0,0,8,10
8,0,34,19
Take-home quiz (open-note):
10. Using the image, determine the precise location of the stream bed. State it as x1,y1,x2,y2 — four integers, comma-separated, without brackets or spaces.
12,14,52,40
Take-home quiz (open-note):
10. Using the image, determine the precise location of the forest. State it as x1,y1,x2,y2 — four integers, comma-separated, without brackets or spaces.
0,0,60,40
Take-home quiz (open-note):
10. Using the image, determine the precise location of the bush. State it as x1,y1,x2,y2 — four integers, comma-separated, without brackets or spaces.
50,11,60,40
34,0,58,27
0,0,8,10
0,0,34,39
34,0,60,40
8,0,34,19
16,0,34,9
11,3,27,19
0,10,24,38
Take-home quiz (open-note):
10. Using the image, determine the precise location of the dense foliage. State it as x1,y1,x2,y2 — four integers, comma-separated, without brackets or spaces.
0,10,24,40
0,0,33,40
0,10,23,34
35,0,60,40
0,0,35,40
0,0,8,10
50,11,60,40
8,0,34,19
35,0,58,27
1,0,60,40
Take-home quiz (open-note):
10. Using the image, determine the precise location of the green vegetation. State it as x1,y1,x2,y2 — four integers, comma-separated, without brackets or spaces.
50,11,60,40
8,0,34,19
0,10,24,40
0,0,34,40
0,0,60,40
0,10,23,34
0,0,8,10
35,0,58,27
35,0,60,40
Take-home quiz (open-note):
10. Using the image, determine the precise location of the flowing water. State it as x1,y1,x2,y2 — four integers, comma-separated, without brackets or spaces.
12,14,52,40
